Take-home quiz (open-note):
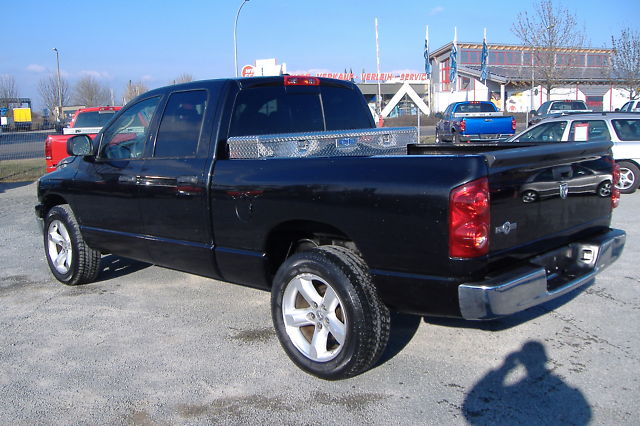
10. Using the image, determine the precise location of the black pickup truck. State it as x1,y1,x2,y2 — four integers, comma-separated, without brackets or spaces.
36,76,625,380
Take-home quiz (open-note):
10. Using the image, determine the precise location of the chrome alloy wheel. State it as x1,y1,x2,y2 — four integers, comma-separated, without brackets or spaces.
282,273,347,362
47,219,73,275
617,167,635,191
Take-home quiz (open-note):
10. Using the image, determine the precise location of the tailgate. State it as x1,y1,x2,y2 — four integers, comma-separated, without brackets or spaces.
463,117,513,135
486,141,614,262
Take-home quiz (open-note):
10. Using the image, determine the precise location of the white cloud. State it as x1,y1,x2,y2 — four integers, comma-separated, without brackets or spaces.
429,6,444,16
141,74,154,82
80,70,112,80
26,64,46,73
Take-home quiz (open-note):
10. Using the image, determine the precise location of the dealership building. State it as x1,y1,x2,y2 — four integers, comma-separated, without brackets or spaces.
247,41,630,117
427,42,628,114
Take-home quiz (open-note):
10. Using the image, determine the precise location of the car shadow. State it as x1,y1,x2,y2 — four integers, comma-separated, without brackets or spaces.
94,254,151,283
0,181,34,193
462,340,591,424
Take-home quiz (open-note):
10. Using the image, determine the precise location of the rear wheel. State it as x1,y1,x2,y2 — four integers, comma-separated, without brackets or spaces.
271,245,390,380
616,161,639,194
44,205,101,285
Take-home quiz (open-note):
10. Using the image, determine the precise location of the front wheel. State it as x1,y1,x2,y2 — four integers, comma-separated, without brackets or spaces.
271,246,390,380
44,204,101,285
616,161,639,194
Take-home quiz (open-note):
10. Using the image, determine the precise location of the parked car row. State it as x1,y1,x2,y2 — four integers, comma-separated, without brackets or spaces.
507,112,640,194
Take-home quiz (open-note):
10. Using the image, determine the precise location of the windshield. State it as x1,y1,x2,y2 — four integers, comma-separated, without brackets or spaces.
513,121,567,142
74,111,117,128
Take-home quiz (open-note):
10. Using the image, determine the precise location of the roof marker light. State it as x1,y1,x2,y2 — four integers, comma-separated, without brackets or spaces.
284,76,320,86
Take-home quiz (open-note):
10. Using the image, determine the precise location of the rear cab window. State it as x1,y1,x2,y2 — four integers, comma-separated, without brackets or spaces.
550,101,588,111
229,83,372,137
74,110,118,128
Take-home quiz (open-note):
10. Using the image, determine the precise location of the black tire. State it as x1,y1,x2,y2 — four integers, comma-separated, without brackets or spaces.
44,204,101,285
616,161,639,194
271,245,390,380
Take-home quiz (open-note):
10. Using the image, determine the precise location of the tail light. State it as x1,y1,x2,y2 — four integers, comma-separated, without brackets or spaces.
45,136,52,160
612,163,620,209
449,177,490,258
512,118,517,131
459,119,466,133
284,76,320,86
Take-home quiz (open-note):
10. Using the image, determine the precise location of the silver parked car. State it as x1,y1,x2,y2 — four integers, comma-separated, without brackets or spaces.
507,112,640,194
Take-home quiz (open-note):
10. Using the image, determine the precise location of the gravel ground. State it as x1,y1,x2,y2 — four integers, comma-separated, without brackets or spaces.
1,181,638,425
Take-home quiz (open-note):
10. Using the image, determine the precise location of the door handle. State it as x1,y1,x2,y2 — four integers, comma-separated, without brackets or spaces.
177,175,201,195
118,175,137,184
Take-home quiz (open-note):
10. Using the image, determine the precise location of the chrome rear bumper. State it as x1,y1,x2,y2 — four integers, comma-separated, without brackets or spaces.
458,229,626,320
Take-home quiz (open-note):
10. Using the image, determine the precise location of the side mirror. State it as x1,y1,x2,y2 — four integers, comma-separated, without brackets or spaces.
530,110,537,116
614,108,620,112
67,134,93,157
435,112,443,119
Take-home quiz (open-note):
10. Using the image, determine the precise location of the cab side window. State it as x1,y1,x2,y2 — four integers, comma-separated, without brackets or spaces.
568,120,610,142
100,97,160,160
153,90,207,158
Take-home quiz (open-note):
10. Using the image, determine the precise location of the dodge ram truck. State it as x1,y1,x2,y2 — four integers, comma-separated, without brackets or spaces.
45,106,121,173
36,76,625,380
435,101,516,143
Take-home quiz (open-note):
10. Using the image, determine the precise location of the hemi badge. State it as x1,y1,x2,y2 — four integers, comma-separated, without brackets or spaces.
496,221,517,235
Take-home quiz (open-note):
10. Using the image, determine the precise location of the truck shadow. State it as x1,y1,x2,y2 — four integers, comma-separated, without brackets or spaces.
377,312,422,366
422,286,587,332
462,341,591,425
95,255,151,283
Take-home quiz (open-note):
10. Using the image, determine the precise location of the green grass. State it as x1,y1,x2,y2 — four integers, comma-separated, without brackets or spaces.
0,158,46,183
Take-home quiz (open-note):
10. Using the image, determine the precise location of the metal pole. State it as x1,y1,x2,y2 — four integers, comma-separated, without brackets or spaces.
53,48,62,122
233,0,250,78
375,18,382,123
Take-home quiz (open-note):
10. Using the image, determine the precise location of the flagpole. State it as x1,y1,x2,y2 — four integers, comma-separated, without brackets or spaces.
375,18,382,125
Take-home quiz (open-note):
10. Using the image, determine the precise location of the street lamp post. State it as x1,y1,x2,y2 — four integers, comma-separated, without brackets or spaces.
52,48,62,122
233,0,250,77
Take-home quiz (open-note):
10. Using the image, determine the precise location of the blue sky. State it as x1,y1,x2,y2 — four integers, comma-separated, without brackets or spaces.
2,0,638,109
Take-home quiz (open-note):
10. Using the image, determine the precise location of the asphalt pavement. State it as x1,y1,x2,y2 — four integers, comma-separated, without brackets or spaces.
1,181,638,425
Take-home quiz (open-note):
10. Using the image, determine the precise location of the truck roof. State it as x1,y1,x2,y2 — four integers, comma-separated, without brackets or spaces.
127,76,360,104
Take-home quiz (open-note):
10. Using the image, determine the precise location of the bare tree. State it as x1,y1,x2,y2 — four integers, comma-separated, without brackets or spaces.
172,73,194,84
0,74,18,109
610,28,640,100
38,74,70,118
74,75,111,106
512,0,586,100
122,80,149,105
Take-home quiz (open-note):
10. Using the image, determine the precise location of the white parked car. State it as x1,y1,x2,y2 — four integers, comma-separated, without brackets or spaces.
617,100,640,113
507,112,640,194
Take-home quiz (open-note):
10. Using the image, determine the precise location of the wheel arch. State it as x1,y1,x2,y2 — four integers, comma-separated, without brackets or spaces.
39,193,69,218
264,220,359,281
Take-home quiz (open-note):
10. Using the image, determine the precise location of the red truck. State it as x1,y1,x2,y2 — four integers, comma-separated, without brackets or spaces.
45,106,121,172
